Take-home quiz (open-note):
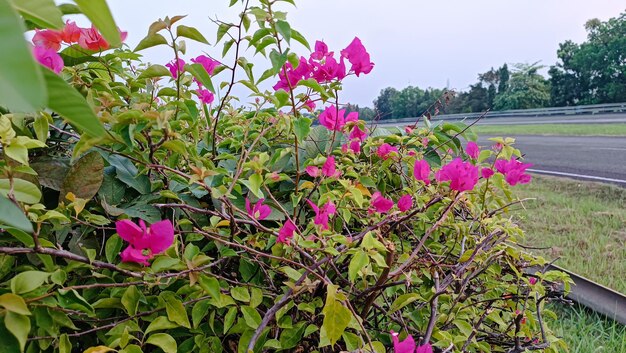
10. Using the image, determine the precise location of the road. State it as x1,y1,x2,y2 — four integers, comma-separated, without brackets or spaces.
478,135,626,186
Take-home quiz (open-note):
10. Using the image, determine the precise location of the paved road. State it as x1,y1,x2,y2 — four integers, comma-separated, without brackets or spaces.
378,112,626,127
478,135,626,186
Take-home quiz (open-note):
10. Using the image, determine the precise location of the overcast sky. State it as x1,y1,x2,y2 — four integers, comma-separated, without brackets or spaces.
101,1,624,107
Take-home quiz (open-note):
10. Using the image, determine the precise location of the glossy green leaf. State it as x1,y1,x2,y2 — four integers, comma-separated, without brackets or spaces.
121,285,140,316
0,293,30,316
293,117,311,143
0,195,33,233
185,63,215,93
137,64,171,80
12,0,64,29
275,20,291,43
0,0,47,112
146,333,177,353
0,178,42,204
43,69,106,137
162,292,191,329
10,271,50,294
5,311,29,352
389,293,421,314
177,25,209,44
241,305,262,329
348,250,369,282
145,317,178,335
74,0,121,47
134,33,168,52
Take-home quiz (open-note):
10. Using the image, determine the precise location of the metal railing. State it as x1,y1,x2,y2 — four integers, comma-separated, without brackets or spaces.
376,102,626,126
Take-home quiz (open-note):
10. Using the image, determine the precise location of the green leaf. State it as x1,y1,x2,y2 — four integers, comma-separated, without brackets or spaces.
57,289,94,315
244,173,263,198
0,293,30,315
105,234,122,263
12,0,64,29
291,29,310,50
59,334,72,353
137,64,172,80
230,287,250,302
5,311,30,352
121,285,140,316
134,33,168,52
269,49,288,74
60,151,104,200
241,305,262,329
293,117,311,143
162,292,191,329
216,23,231,44
43,69,106,137
74,0,121,47
320,285,351,347
145,333,177,353
33,115,48,143
0,178,42,204
223,306,237,334
275,90,290,107
389,293,421,314
10,271,50,294
177,25,209,44
198,275,221,300
275,20,291,43
348,250,369,282
191,300,210,329
0,195,33,233
4,145,28,165
0,0,47,112
185,63,215,93
105,154,151,194
145,316,178,335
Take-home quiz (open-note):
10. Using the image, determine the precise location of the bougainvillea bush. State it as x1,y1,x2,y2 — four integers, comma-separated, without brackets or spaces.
0,0,571,352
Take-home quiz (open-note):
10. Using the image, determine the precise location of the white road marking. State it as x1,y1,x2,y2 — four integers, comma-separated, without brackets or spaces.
528,168,626,184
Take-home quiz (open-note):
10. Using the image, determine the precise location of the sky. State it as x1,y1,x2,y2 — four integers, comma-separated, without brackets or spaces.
95,1,625,107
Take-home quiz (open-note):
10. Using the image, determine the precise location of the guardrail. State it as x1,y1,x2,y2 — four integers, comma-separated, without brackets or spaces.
375,102,626,126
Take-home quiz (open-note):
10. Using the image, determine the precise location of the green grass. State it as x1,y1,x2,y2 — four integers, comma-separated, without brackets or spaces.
547,304,626,353
514,175,626,294
474,123,626,136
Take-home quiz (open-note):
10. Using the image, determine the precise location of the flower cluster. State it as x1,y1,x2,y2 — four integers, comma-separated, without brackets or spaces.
391,331,434,353
273,37,374,91
31,21,127,74
495,158,533,185
435,158,480,192
166,55,221,105
115,219,174,266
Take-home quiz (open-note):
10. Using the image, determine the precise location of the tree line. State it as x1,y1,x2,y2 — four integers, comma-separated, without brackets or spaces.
354,11,626,120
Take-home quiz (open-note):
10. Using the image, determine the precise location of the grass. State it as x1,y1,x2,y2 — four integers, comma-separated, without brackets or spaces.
514,175,626,294
473,123,626,136
547,304,626,353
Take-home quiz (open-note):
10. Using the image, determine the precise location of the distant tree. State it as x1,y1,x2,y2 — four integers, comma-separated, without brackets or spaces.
498,64,510,94
373,87,398,119
549,12,626,105
345,103,376,121
487,84,497,107
494,63,550,110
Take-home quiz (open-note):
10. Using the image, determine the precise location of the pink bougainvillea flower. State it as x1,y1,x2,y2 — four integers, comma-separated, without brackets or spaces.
390,331,415,353
494,158,533,186
341,37,374,76
371,192,394,214
33,29,62,50
304,99,316,111
413,159,431,185
277,220,297,244
481,167,495,179
197,88,215,104
191,55,220,75
435,158,479,192
311,40,332,60
416,343,434,353
273,56,311,91
397,195,413,212
78,26,110,51
166,58,186,79
60,20,81,43
116,219,175,266
318,105,356,131
245,198,271,221
33,46,64,74
349,125,367,142
321,155,341,178
348,139,361,154
422,137,429,146
465,141,480,159
529,277,538,285
307,199,336,230
305,166,321,178
377,143,399,160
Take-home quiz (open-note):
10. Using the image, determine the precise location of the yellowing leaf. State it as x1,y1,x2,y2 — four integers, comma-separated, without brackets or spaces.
83,346,114,353
216,220,230,227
